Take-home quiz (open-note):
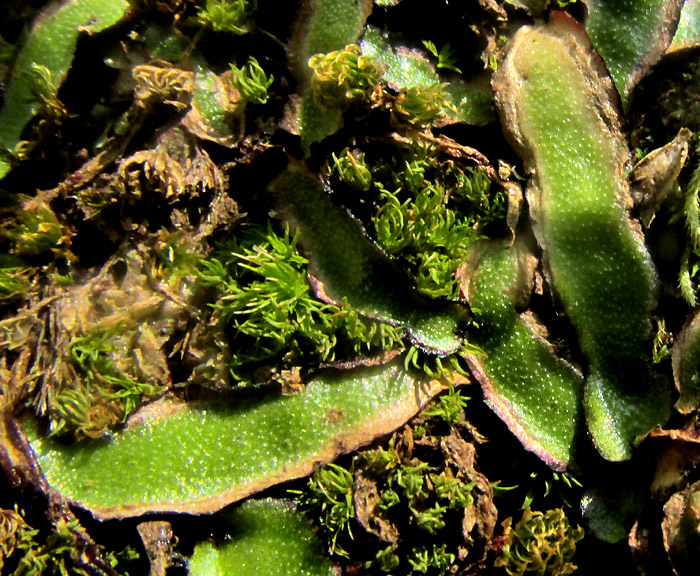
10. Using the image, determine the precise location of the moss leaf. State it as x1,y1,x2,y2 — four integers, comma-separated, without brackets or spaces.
25,358,453,519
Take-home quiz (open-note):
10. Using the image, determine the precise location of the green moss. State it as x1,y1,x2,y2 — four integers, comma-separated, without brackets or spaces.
0,508,139,576
199,222,403,385
47,329,167,438
308,45,381,110
295,406,493,574
420,384,468,427
7,197,64,256
270,163,471,355
196,0,256,35
331,148,372,192
392,84,453,127
372,158,502,299
230,57,274,105
293,463,355,555
495,507,584,576
0,256,31,303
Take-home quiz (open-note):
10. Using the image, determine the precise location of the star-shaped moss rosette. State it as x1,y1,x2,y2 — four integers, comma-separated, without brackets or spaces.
268,161,472,356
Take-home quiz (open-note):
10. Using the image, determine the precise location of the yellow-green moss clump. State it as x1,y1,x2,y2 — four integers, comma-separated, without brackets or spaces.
495,507,584,576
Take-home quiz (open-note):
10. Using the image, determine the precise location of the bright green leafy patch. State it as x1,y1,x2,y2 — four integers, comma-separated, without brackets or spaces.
199,222,403,385
460,239,584,470
494,15,671,461
269,162,471,355
26,357,449,519
188,499,335,576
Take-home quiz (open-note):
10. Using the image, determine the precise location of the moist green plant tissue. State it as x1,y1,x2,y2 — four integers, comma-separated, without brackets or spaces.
493,14,672,461
461,239,583,470
26,359,448,519
188,499,335,576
